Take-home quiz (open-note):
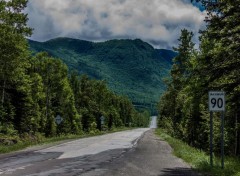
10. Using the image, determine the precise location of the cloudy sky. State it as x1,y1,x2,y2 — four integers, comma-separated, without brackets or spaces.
26,0,206,49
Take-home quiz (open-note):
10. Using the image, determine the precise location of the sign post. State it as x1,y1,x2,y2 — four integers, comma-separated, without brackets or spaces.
100,116,105,131
210,111,213,167
221,111,225,169
208,91,225,169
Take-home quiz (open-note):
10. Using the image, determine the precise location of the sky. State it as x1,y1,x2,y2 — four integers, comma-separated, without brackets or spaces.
26,0,206,49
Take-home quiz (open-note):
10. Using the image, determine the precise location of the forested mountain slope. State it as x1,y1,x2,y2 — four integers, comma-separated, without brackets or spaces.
29,38,176,108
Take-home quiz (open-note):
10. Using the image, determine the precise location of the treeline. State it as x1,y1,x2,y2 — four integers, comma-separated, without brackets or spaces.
158,0,240,156
0,0,150,139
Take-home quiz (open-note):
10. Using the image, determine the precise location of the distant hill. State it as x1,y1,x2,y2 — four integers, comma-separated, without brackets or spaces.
29,38,176,112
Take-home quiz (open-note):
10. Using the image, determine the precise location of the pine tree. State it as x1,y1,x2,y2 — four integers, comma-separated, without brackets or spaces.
159,29,195,137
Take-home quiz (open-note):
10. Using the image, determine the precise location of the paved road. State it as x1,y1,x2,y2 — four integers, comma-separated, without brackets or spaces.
0,128,149,176
0,117,199,176
150,116,157,129
95,130,199,176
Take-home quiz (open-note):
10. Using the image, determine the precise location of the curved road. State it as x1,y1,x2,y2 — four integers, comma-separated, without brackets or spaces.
0,117,199,176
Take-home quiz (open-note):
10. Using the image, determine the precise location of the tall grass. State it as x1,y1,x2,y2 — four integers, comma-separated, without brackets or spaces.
155,129,240,176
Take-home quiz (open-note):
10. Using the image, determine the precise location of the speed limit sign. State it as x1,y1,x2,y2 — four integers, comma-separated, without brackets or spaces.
208,91,225,112
208,91,225,169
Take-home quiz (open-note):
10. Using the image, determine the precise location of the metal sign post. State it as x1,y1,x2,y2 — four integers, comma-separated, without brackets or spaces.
221,112,225,169
210,111,213,167
208,91,225,169
100,116,105,131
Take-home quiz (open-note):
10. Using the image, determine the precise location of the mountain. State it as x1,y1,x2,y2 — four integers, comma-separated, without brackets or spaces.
28,37,176,111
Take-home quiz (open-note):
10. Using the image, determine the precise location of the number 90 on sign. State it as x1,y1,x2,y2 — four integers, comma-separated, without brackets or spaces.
208,91,225,112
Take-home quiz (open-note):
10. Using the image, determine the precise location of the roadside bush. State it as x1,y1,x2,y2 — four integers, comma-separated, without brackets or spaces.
89,122,100,135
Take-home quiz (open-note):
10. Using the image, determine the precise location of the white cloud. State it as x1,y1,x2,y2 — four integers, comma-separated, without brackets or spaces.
26,0,206,49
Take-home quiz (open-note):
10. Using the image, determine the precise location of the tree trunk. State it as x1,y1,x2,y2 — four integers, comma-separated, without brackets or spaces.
235,112,240,156
45,65,50,122
1,76,6,106
46,86,49,120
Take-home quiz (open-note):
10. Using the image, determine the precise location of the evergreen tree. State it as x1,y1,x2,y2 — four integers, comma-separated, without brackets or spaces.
159,29,195,138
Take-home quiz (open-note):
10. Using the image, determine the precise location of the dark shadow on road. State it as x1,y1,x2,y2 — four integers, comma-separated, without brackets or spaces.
159,167,200,176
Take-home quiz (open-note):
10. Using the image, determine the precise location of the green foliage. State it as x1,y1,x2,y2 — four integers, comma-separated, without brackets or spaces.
159,0,240,158
69,73,149,132
89,122,99,135
28,38,177,111
158,28,196,139
0,0,150,150
30,52,82,136
0,0,33,134
156,129,240,176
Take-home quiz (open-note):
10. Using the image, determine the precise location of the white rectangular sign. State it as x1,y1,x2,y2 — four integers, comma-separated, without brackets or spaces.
208,91,225,112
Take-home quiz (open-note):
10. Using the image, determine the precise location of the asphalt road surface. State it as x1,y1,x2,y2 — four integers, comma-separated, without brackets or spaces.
150,116,157,129
0,117,199,176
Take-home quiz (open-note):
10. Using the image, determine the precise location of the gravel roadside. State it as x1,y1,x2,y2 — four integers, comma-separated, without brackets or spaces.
87,129,200,176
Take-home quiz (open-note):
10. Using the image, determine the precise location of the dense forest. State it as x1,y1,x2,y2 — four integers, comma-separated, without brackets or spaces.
0,0,150,141
28,37,176,112
158,0,240,156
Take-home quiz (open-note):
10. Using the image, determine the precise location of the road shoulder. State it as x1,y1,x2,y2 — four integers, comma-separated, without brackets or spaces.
85,129,200,176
